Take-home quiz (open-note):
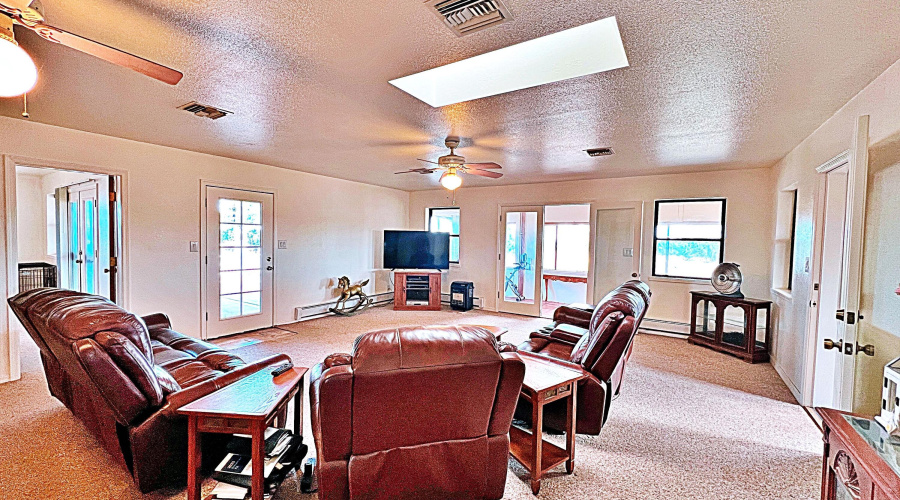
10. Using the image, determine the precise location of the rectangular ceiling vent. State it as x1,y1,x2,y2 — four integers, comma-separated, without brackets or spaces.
178,101,232,120
425,0,512,36
585,147,614,157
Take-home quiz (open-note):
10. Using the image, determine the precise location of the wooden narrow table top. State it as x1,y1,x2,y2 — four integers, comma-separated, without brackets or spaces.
177,366,308,420
463,324,508,339
518,352,588,393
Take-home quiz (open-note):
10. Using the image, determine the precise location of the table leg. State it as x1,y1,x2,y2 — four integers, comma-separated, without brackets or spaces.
293,377,304,437
566,384,578,474
531,394,543,495
186,415,201,500
251,421,265,500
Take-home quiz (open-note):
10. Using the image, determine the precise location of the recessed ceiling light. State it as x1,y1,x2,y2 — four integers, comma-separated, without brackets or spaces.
389,16,629,107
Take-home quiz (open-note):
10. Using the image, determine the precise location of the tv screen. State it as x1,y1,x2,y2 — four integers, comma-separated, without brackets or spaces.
384,230,450,270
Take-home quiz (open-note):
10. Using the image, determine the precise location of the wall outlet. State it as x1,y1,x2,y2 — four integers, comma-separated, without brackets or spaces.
278,240,288,250
623,248,633,257
189,241,199,253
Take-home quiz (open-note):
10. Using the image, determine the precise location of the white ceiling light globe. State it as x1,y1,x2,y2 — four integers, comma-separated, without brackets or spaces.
440,170,463,191
0,37,38,97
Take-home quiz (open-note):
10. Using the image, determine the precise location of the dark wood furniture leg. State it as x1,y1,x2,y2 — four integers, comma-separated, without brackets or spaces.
251,421,265,500
293,382,304,435
187,415,201,500
531,392,543,495
566,385,577,474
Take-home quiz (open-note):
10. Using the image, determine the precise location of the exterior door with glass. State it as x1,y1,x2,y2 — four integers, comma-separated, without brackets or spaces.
498,206,543,316
61,182,102,295
205,187,275,339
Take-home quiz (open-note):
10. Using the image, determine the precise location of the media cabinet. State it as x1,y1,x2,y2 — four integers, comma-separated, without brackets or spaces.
393,270,442,311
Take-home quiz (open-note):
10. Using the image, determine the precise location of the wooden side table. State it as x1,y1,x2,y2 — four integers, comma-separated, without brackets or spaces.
177,366,308,500
689,291,772,363
818,408,900,500
509,352,589,495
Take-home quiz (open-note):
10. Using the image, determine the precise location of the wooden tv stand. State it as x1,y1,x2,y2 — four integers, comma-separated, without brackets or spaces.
393,271,442,311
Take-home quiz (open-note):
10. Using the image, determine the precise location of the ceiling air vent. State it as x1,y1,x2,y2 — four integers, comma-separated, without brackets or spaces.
178,101,232,120
425,0,512,36
585,147,614,157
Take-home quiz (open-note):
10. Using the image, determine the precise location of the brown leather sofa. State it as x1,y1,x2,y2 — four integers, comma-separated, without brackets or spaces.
8,288,291,492
516,280,650,435
309,325,525,500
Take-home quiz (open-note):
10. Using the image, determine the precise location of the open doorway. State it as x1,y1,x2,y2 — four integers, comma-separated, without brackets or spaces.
541,204,590,318
14,165,122,302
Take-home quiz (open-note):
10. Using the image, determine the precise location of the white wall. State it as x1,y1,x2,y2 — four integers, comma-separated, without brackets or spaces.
409,167,774,324
0,117,409,382
14,174,46,263
770,57,900,411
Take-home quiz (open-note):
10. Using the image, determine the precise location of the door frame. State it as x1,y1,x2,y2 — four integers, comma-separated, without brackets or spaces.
199,180,278,340
2,154,129,383
801,115,870,409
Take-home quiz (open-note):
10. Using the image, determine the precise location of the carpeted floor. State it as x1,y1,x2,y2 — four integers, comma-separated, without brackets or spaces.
0,305,823,499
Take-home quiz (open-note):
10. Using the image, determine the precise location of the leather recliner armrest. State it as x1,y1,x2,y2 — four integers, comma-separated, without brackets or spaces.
141,313,172,333
160,353,291,414
552,304,595,329
549,323,589,345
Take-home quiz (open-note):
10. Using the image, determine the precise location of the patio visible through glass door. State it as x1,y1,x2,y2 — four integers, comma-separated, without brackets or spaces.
205,186,275,339
498,206,543,316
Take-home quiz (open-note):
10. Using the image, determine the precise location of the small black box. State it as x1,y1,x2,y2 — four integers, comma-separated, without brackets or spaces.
450,281,474,311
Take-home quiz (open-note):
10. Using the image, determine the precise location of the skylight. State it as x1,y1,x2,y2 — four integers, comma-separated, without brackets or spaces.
389,16,629,107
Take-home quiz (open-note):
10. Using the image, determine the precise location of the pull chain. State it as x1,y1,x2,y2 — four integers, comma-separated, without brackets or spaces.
22,93,30,119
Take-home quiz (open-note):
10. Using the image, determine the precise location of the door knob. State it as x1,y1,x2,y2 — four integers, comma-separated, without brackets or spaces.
631,273,638,278
266,266,274,271
835,309,845,321
823,339,842,351
75,259,83,264
856,343,875,356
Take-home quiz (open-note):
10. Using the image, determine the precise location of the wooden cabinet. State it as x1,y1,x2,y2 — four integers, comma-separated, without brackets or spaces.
819,408,900,500
688,291,771,363
393,271,442,311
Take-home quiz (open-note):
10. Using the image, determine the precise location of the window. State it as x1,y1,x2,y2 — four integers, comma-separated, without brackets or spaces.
428,207,460,264
773,189,798,291
653,199,726,279
46,194,56,257
542,223,590,272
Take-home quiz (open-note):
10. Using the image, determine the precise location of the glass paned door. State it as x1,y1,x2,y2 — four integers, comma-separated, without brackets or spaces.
498,207,542,316
62,182,102,295
206,187,274,338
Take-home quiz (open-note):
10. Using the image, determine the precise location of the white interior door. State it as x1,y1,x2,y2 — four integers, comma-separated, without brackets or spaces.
498,206,543,316
61,181,102,296
205,187,275,338
590,202,643,303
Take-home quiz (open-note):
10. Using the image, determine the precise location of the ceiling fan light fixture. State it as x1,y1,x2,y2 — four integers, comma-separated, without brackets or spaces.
440,169,463,190
0,17,37,98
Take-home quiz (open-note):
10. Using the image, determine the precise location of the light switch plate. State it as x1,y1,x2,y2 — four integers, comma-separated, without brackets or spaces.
278,240,288,250
189,241,199,253
623,248,633,257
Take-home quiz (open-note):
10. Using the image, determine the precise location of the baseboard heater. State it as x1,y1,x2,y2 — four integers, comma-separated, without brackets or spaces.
440,292,483,309
639,317,690,337
294,291,394,320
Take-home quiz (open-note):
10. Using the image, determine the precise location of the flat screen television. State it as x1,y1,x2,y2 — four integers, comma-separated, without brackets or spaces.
383,230,450,270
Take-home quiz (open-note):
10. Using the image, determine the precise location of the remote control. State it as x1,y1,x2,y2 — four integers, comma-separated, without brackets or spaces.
271,362,293,377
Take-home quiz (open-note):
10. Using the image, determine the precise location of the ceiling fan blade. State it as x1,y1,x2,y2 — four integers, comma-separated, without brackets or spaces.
416,158,441,165
395,168,436,174
464,168,503,179
26,22,183,85
464,162,502,169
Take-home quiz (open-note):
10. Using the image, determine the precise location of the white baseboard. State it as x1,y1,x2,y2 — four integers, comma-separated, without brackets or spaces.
640,317,690,337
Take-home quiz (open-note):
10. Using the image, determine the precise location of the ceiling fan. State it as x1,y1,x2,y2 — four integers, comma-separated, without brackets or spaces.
0,0,182,98
395,136,503,190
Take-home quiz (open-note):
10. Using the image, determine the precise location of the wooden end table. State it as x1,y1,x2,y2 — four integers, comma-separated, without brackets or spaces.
464,324,508,341
509,352,588,495
177,365,308,500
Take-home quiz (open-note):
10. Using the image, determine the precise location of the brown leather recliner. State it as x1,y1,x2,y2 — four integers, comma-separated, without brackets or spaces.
516,280,650,435
8,288,291,492
309,325,525,500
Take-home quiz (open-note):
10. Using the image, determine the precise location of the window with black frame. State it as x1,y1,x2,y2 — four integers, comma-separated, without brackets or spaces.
428,207,460,264
653,199,726,280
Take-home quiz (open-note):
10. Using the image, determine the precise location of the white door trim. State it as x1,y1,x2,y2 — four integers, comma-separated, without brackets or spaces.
1,154,129,384
588,201,644,303
497,205,544,316
199,180,278,340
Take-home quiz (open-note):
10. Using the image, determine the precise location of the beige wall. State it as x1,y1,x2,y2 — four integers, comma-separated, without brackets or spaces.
0,117,409,382
409,168,774,325
14,173,45,263
770,57,900,411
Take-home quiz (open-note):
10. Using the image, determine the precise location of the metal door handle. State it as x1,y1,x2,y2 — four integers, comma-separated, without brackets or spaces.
266,266,274,271
631,273,638,278
823,339,842,351
75,259,83,264
856,343,875,357
835,309,845,321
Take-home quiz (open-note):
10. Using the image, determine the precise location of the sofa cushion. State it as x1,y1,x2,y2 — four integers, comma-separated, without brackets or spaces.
570,311,624,366
150,332,244,389
95,331,164,407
